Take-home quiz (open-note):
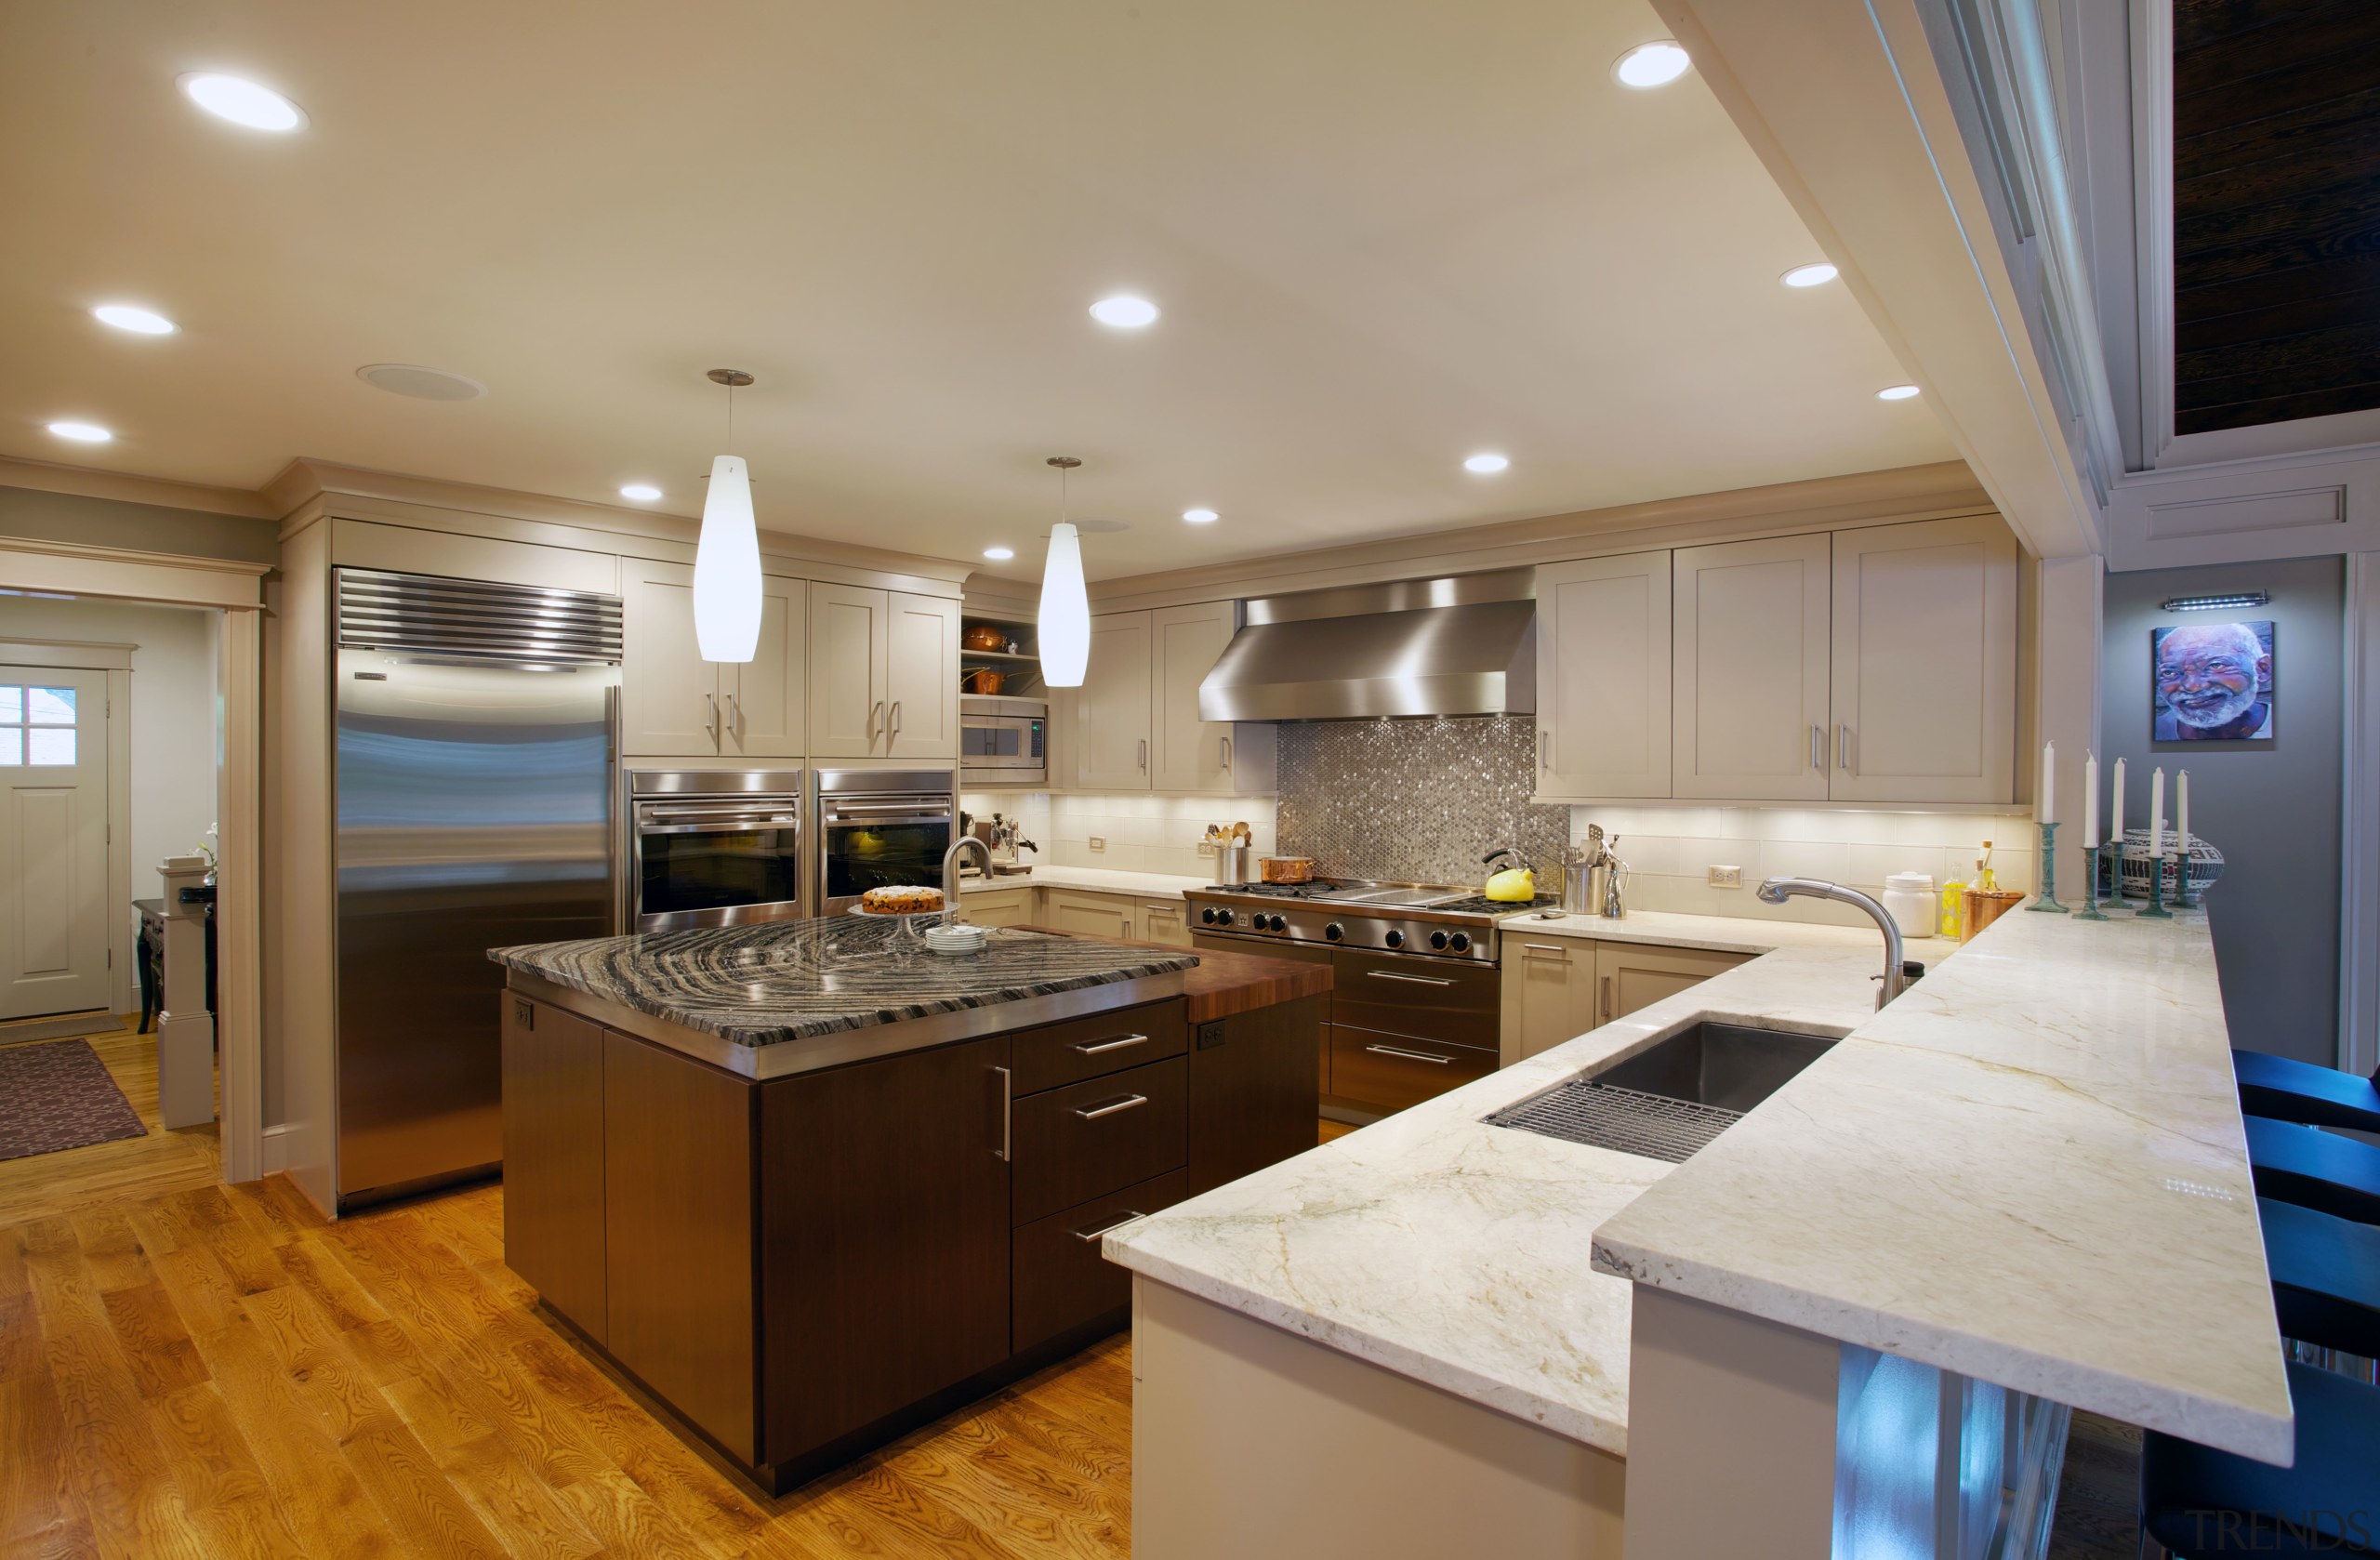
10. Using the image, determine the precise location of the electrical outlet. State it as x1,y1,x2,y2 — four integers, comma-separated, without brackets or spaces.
1089,836,1106,853
1708,865,1743,889
1197,839,1219,857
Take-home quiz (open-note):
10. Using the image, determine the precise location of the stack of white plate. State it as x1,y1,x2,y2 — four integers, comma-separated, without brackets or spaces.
925,921,991,957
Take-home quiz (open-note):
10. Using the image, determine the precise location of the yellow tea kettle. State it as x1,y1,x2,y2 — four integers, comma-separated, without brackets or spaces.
1482,845,1537,904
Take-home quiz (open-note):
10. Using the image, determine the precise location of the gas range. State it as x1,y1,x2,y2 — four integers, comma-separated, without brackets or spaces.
1184,878,1561,962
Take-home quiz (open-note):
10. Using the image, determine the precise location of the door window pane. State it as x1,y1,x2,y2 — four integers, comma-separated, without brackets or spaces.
0,730,19,765
27,688,74,724
0,687,19,723
27,729,74,766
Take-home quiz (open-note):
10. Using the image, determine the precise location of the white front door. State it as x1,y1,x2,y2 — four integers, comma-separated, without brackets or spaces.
0,668,110,1020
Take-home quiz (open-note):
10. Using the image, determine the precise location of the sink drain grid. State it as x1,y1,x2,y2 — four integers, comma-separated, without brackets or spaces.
1485,1080,1743,1163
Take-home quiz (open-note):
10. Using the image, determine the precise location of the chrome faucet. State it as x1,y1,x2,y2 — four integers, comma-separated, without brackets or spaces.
942,836,992,925
1756,877,1907,1009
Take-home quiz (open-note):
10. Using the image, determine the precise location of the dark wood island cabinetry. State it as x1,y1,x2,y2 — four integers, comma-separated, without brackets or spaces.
492,918,1325,1492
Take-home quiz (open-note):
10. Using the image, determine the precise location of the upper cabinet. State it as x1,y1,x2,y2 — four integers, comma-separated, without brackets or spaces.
1671,533,1834,802
1827,516,2016,806
622,560,806,759
1536,551,1672,801
808,584,960,760
1537,517,2020,805
1071,605,1276,795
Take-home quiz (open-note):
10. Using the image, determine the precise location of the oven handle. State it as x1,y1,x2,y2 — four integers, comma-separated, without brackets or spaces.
1365,970,1457,987
823,813,951,830
639,818,802,837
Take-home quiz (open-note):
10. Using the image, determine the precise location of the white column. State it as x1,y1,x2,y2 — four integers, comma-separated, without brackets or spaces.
154,854,216,1130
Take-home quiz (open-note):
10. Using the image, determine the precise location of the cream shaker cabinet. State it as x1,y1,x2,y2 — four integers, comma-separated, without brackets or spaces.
621,560,806,759
1594,943,1747,1025
1501,936,1601,1064
1534,551,1672,801
807,583,960,760
1670,533,1834,802
1071,604,1276,795
1043,888,1138,940
1827,516,2016,805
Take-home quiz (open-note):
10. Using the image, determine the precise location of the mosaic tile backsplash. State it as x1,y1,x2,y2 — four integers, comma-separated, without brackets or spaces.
1276,716,1570,886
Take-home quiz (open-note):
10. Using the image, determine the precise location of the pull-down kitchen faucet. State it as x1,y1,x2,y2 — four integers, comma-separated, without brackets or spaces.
942,836,992,924
1755,877,1908,1009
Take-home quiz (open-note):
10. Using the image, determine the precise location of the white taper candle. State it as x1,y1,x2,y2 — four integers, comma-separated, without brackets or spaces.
2082,753,2099,850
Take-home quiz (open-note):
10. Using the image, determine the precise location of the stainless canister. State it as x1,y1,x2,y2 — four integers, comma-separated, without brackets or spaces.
1215,843,1253,885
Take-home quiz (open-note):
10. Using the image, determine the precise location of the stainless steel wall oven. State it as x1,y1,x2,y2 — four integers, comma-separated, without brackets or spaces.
815,769,958,912
628,770,808,932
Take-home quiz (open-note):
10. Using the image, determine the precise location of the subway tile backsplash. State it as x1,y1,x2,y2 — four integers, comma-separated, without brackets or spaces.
961,791,1276,878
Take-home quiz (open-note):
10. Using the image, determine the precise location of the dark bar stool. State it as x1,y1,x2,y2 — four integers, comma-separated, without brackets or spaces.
2137,1200,2380,1556
2236,1049,2380,1135
2249,1117,2380,1228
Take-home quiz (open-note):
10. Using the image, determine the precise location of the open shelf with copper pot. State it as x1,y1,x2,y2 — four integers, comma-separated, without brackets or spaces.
961,613,1049,785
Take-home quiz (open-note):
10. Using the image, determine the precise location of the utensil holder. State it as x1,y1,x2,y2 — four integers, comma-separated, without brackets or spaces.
1215,844,1252,885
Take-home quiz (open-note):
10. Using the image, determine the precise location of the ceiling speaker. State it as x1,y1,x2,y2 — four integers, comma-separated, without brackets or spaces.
356,364,487,401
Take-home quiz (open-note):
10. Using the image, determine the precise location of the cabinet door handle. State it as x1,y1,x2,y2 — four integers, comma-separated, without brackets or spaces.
890,699,902,737
1072,1211,1145,1243
1599,975,1613,1023
1138,737,1148,772
723,693,741,739
993,1065,1012,1161
1364,1043,1451,1065
1220,734,1233,771
1366,969,1454,987
1837,723,1853,774
705,693,721,742
1541,729,1551,770
1071,1032,1150,1055
868,699,884,738
1075,1092,1149,1120
1809,724,1823,772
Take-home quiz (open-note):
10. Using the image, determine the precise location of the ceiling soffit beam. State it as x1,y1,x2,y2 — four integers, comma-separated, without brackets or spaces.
1652,0,2103,560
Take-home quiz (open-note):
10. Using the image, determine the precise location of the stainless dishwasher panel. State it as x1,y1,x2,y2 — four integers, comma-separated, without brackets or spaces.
333,569,620,1208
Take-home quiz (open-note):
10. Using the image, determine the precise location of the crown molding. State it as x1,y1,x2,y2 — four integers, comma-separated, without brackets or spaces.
0,456,277,520
1085,460,1994,611
263,457,971,587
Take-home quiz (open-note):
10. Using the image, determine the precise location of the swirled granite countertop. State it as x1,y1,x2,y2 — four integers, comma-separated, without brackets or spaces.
489,916,1197,1048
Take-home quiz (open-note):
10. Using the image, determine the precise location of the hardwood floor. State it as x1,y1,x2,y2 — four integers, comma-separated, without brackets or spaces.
2,1023,2143,1559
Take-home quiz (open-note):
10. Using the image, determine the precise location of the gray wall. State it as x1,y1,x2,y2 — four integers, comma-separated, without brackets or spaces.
0,484,280,566
2102,556,2343,1063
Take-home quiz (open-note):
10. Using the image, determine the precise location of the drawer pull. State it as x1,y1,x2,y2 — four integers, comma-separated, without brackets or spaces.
1367,970,1455,987
1521,943,1569,954
1071,1211,1145,1243
1364,1043,1452,1065
1072,1032,1151,1055
1075,1093,1150,1120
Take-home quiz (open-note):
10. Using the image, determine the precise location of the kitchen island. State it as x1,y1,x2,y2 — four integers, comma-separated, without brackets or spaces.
1107,904,2287,1560
489,915,1326,1492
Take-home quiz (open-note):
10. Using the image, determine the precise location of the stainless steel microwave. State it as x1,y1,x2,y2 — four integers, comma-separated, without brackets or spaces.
960,696,1046,784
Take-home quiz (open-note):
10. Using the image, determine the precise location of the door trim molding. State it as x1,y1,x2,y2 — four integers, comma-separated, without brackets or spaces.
0,539,264,1184
2344,552,2380,1077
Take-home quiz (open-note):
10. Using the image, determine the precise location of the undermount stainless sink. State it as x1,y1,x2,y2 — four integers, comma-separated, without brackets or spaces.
1484,1020,1840,1162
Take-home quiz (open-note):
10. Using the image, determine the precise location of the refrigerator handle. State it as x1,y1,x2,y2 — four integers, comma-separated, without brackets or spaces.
607,682,629,935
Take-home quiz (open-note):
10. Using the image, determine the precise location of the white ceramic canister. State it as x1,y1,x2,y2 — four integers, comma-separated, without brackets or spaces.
1883,871,1937,939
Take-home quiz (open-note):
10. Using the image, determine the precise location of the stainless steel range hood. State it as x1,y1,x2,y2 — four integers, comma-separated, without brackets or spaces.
1198,568,1536,721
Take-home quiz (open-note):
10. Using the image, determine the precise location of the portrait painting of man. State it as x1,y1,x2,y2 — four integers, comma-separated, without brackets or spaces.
2152,619,2274,742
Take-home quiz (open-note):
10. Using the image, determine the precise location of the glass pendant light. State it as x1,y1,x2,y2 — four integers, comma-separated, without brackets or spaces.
1038,456,1091,688
694,368,761,663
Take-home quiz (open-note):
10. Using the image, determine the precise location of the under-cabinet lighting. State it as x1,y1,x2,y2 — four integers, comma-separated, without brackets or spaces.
2160,591,2269,613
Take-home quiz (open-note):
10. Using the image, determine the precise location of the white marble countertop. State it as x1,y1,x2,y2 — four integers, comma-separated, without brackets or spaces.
1492,906,1907,955
1593,906,2290,1463
957,865,1210,897
1107,903,2290,1464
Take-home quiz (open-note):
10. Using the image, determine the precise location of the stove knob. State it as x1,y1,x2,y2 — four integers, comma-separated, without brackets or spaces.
1325,921,1344,943
1448,932,1472,953
1215,908,1236,928
1266,915,1286,932
1429,930,1450,951
1201,906,1219,925
1383,929,1405,949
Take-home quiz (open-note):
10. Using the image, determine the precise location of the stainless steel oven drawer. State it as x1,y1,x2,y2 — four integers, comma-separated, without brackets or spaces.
1327,1025,1497,1114
1329,949,1500,1049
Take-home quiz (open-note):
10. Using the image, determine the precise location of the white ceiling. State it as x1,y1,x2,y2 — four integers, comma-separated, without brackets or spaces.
0,0,1954,583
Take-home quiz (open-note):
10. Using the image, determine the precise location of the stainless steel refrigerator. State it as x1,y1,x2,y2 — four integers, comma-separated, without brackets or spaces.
333,567,620,1209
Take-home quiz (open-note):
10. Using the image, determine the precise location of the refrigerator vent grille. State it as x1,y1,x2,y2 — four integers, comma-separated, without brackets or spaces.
336,568,623,664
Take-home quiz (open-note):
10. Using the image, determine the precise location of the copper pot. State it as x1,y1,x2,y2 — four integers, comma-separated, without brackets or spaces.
1261,856,1315,884
962,623,1008,652
961,668,1006,694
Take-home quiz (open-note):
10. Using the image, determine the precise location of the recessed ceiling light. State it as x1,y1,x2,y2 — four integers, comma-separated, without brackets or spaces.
1090,295,1160,329
619,483,662,501
92,304,178,335
1780,262,1839,288
1876,384,1922,401
357,364,487,401
1182,508,1219,524
1613,41,1692,88
984,547,1016,562
47,421,112,443
1463,453,1510,474
178,73,307,132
